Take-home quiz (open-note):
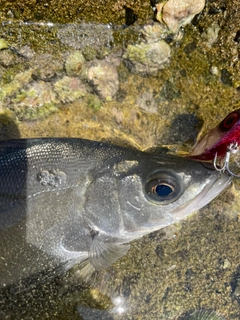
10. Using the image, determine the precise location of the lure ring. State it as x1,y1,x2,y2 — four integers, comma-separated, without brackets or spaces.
213,142,240,178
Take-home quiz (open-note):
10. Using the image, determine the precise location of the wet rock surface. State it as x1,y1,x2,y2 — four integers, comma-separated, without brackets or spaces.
57,23,114,50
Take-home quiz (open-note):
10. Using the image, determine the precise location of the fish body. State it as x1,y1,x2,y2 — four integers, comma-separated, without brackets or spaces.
0,138,231,289
190,108,240,161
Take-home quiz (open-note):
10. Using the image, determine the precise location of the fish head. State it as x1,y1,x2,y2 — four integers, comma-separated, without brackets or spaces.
112,153,232,235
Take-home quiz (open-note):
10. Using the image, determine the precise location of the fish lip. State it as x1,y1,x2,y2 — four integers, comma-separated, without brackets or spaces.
169,173,232,219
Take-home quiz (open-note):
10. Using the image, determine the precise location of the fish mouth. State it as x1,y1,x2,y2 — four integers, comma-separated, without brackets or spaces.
170,173,232,220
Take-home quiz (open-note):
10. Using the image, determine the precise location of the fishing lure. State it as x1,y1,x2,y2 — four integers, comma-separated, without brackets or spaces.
189,108,240,177
213,141,240,177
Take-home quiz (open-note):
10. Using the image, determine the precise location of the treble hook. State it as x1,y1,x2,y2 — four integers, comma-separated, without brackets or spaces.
213,142,240,178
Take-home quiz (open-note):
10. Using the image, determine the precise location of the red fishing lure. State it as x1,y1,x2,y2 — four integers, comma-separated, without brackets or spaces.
189,108,240,161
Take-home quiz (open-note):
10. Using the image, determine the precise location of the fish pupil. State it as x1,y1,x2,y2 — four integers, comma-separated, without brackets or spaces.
145,171,181,203
155,184,173,197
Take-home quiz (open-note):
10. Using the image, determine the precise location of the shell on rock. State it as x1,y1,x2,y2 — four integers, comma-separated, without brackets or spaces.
201,23,221,48
0,70,33,102
12,81,57,109
65,51,86,77
156,0,205,34
86,58,120,100
123,40,171,75
141,24,166,43
11,81,58,120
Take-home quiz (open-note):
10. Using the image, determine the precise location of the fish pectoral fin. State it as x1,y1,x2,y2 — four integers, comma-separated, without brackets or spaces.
89,237,130,271
77,261,96,282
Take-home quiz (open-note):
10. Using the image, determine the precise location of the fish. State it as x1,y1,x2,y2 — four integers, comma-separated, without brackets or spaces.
0,138,231,289
189,108,240,161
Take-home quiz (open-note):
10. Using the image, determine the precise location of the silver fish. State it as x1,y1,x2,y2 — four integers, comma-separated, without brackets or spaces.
0,138,231,288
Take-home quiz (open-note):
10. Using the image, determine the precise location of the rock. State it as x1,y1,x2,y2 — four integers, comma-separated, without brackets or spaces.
0,50,19,67
31,54,63,81
57,23,113,50
18,46,35,59
136,92,158,114
201,23,221,48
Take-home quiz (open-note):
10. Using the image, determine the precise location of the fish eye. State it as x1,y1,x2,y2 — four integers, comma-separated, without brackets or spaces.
221,111,239,130
144,171,182,204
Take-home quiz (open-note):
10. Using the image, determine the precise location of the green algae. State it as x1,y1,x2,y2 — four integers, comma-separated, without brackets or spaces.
0,70,33,102
13,102,58,121
87,94,102,111
0,39,8,50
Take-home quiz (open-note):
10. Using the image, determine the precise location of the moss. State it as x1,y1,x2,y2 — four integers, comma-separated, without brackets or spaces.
95,46,111,60
0,21,66,55
82,46,97,61
0,0,153,25
112,26,140,47
1,64,27,84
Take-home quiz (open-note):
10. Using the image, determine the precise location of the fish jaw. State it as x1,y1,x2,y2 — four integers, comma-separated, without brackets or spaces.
170,172,231,220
